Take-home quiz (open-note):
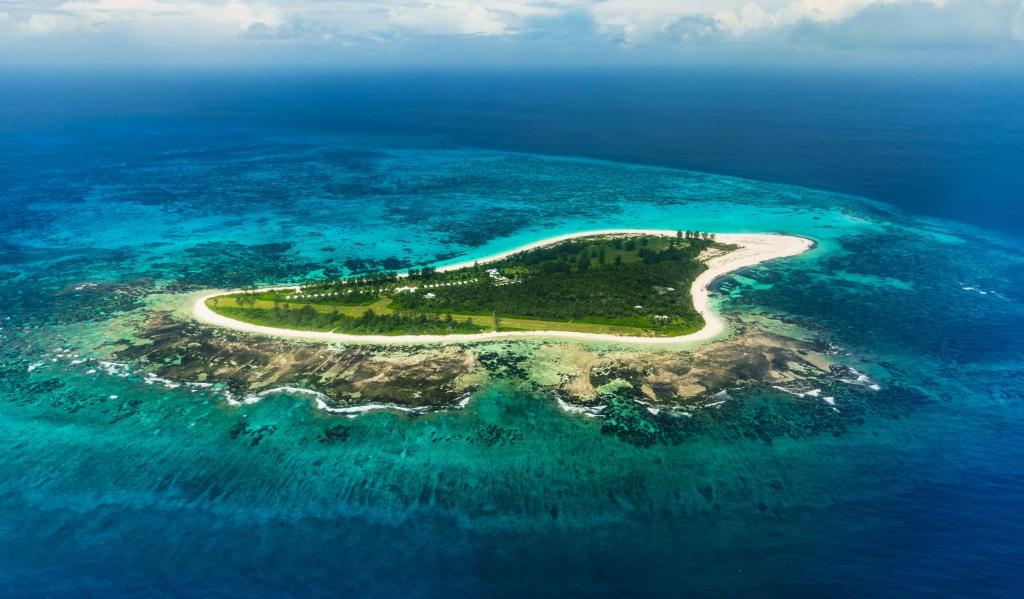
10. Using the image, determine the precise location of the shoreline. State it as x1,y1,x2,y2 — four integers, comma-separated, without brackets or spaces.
191,230,814,345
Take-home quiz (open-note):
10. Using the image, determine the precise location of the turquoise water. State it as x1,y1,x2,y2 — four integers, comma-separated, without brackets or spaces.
3,124,1024,596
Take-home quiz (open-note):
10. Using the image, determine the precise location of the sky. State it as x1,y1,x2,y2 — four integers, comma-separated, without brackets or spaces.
1,0,1023,66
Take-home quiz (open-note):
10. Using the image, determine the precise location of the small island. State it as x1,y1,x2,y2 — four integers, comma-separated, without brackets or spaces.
194,230,813,344
208,231,724,336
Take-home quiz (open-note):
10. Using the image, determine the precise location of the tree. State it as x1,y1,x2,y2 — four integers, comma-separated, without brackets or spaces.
298,305,317,325
576,254,591,272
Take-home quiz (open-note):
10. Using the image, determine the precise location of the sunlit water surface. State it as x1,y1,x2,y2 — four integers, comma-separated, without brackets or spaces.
2,123,1023,597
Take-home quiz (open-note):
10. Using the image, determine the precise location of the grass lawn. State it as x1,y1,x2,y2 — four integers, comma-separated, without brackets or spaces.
211,296,396,316
206,296,696,336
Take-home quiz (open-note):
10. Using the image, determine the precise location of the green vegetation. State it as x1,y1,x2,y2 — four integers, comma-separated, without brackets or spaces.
207,232,728,336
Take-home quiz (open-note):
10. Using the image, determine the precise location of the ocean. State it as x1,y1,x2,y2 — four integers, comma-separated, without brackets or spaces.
1,68,1023,597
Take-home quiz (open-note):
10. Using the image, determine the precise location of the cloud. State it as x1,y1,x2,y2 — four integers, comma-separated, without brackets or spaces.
790,0,1024,50
388,1,510,35
1015,1,1024,40
19,12,77,35
585,1,954,41
662,16,725,45
16,0,285,39
1,0,1022,63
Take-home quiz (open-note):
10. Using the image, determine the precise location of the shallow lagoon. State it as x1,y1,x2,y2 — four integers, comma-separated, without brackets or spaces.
2,126,1024,596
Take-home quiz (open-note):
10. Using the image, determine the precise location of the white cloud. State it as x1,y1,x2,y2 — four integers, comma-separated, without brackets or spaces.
388,1,510,35
789,0,1023,50
586,0,957,41
387,1,567,36
714,3,776,35
1014,1,1024,40
17,0,285,38
20,12,77,35
2,0,1022,60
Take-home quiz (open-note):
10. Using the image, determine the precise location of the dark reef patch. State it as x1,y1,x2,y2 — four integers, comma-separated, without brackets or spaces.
230,420,279,447
319,424,351,444
155,241,322,289
478,347,530,379
595,382,932,447
0,276,154,326
475,424,524,447
600,393,662,448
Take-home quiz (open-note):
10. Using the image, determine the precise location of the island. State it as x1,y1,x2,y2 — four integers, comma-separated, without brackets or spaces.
193,230,813,344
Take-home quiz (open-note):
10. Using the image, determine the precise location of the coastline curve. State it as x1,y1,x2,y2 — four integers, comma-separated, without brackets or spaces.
191,230,814,346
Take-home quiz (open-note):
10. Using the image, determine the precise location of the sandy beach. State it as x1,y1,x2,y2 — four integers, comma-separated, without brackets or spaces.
192,230,814,345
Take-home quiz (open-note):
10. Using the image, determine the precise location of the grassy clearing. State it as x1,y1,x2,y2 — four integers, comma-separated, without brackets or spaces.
207,297,699,336
210,296,395,316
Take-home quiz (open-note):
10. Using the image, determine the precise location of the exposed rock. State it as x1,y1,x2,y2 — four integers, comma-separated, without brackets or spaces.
115,311,483,410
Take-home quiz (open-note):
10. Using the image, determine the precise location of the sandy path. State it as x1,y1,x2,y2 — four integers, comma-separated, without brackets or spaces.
191,230,814,346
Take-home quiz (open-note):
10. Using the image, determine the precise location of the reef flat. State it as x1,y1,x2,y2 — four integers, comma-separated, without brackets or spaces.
109,295,886,436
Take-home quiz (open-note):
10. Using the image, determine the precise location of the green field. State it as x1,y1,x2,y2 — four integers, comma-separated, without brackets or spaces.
210,296,652,335
207,232,727,337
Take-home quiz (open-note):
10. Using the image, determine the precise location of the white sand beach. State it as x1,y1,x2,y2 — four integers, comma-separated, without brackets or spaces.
191,230,814,345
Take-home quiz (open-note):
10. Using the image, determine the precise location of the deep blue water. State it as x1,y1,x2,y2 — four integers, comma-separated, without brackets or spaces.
5,67,1024,235
2,69,1024,597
